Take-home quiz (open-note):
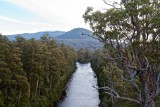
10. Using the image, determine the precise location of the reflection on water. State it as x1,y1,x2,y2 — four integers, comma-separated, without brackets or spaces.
57,62,100,107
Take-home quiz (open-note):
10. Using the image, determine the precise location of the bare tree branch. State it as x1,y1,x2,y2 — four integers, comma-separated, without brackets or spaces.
156,73,160,95
141,56,149,71
103,0,123,9
94,85,140,104
82,33,105,43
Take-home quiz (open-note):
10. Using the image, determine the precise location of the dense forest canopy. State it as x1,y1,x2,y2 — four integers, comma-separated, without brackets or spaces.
0,34,77,107
83,0,160,107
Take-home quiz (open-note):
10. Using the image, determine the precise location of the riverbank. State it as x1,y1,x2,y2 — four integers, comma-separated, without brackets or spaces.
52,65,77,107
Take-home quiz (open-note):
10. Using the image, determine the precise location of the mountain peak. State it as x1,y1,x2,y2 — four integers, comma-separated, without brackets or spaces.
71,27,91,31
55,28,93,39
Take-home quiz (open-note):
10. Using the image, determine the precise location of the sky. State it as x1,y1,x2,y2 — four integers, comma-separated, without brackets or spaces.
0,0,119,35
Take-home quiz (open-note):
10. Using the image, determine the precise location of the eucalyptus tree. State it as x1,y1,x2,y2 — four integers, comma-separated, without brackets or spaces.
83,0,160,107
0,35,11,106
8,44,29,107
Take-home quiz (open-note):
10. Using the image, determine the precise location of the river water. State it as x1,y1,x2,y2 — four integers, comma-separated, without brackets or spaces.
57,62,100,107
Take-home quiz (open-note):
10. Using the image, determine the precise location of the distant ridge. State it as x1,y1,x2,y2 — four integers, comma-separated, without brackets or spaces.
7,31,65,40
6,28,103,50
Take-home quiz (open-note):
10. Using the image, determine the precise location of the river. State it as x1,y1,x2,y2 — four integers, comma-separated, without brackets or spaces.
57,62,100,107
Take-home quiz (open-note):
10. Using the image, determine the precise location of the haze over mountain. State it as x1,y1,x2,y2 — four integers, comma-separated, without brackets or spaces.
7,28,103,50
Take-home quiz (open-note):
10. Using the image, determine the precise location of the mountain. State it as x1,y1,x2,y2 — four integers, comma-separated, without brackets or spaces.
6,28,103,50
7,31,65,40
55,28,103,50
55,28,93,39
57,39,103,49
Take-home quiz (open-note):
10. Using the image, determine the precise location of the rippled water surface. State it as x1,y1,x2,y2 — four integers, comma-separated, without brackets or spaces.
57,62,100,107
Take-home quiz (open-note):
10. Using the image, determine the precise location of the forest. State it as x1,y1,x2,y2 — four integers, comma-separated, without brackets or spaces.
0,34,77,107
1,0,160,107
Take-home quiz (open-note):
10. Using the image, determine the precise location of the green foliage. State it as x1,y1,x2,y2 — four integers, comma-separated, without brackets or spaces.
91,49,140,107
84,0,160,107
77,48,93,63
0,34,77,107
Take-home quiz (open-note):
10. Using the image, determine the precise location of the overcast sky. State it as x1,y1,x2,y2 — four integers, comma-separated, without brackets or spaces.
0,0,120,35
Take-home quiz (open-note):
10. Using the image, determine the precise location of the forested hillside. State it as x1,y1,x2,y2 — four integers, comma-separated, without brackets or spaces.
0,34,77,107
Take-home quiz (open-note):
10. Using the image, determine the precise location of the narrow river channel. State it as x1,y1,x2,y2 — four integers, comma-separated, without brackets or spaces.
57,62,100,107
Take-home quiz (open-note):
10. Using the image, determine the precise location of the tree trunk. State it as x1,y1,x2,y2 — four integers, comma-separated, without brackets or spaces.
144,100,155,107
36,79,39,92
